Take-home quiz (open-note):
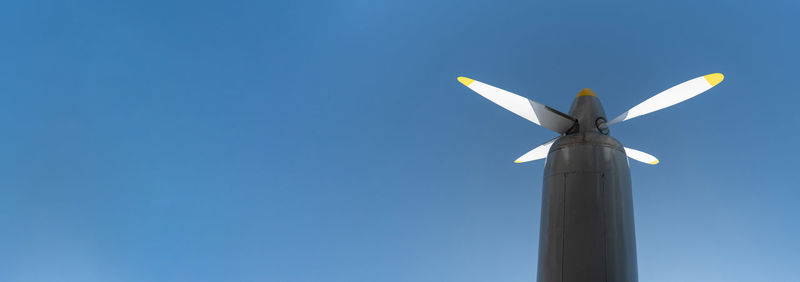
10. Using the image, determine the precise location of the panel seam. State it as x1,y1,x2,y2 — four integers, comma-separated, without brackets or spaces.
561,172,566,282
602,172,608,282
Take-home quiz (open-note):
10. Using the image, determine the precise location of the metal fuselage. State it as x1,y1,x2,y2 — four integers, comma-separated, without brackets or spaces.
537,91,638,282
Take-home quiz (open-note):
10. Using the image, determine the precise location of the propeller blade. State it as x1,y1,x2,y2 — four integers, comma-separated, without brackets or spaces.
623,147,659,165
514,138,558,163
607,73,724,125
458,77,577,133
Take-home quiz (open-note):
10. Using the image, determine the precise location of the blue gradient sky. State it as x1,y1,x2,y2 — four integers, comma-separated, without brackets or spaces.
1,0,798,281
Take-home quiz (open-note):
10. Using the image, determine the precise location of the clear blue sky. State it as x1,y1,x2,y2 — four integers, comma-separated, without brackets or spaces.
1,0,798,281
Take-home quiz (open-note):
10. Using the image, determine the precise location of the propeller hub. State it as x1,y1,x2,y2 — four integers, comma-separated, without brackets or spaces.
568,88,608,135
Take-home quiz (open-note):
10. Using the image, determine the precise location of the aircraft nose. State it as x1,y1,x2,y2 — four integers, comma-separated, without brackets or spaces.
576,88,597,98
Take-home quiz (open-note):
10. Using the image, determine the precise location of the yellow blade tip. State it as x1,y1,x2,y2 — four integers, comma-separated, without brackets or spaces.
457,76,475,86
649,160,659,165
514,160,523,163
704,73,724,87
576,88,597,97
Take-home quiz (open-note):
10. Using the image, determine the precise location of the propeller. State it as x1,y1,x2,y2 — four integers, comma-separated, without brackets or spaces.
457,77,577,133
514,138,557,163
607,73,724,126
457,73,723,165
623,147,659,165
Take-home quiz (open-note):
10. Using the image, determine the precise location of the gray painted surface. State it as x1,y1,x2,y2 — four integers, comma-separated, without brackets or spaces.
536,95,638,282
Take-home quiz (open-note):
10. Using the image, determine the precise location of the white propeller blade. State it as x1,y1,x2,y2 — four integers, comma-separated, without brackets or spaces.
514,138,558,163
608,73,724,125
458,77,576,133
623,147,659,165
